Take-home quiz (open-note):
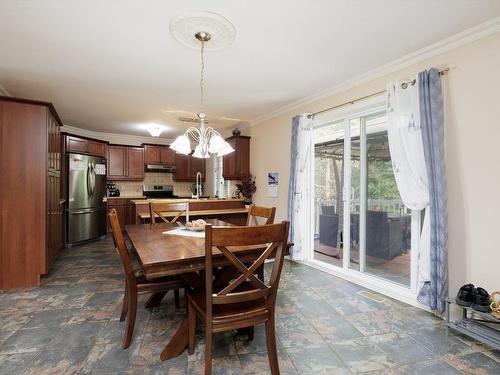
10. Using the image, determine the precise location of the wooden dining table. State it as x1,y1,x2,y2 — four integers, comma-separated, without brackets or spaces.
125,218,284,361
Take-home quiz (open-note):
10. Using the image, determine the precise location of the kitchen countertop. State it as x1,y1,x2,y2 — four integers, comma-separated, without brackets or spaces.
131,198,245,204
106,195,146,200
138,208,248,219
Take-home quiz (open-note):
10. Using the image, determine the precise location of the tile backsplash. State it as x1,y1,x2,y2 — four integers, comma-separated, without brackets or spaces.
110,173,193,197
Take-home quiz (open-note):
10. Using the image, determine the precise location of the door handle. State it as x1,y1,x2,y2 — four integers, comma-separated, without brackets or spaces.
70,208,104,215
87,163,92,198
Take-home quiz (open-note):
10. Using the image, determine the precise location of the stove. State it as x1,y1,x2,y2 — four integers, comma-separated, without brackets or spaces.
142,185,178,199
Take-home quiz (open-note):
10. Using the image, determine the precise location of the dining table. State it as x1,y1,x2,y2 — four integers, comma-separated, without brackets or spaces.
125,218,287,361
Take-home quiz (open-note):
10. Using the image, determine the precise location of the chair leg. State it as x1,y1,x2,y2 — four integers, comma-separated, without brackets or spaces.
123,288,137,349
205,324,212,375
265,317,280,375
120,285,129,322
174,289,180,308
248,326,254,341
188,301,196,355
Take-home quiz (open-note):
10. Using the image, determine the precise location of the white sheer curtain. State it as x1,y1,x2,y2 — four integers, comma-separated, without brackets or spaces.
386,81,430,293
288,114,313,261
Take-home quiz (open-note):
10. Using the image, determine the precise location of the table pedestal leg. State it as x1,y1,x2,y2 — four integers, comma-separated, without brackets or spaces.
160,318,189,361
144,291,167,308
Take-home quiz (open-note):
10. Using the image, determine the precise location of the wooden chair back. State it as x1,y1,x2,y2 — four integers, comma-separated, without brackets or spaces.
149,200,189,227
204,221,289,312
246,205,276,226
108,208,137,286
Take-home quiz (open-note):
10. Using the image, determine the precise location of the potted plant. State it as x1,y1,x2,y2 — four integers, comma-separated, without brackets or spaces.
236,173,256,207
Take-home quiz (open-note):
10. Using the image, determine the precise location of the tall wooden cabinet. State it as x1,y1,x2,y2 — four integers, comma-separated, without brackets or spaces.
223,136,250,180
0,96,63,289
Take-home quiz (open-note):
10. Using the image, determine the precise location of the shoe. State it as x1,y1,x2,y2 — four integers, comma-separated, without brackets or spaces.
456,284,474,306
471,287,491,313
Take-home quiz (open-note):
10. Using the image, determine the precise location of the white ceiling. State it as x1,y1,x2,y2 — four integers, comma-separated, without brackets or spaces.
1,0,499,138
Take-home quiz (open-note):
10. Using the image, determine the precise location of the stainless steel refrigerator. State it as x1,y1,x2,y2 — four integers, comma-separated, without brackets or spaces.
66,153,107,245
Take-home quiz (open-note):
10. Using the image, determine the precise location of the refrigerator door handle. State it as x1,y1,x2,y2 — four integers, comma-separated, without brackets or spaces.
70,208,104,215
86,163,92,199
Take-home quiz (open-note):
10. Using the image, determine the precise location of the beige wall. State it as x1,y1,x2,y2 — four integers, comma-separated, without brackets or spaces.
248,32,500,294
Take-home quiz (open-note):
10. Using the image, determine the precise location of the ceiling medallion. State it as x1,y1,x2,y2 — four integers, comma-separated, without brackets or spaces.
169,10,236,51
169,11,235,159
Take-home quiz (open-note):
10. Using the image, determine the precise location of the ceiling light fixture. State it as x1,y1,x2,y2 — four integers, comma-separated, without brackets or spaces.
145,123,166,137
170,31,234,158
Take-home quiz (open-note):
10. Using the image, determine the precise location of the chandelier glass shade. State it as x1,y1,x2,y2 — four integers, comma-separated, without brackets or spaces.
170,31,234,159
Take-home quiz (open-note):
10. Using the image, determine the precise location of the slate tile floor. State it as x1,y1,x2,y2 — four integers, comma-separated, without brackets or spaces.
0,237,499,374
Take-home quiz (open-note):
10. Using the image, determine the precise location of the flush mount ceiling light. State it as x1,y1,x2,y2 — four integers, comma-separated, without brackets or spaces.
144,123,166,137
169,11,235,158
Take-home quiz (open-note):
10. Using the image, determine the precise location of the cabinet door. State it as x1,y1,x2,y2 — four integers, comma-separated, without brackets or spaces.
222,138,237,179
108,146,127,180
144,145,161,164
127,147,144,180
87,140,106,157
107,204,127,231
188,156,206,180
174,153,189,181
67,136,88,154
160,146,176,165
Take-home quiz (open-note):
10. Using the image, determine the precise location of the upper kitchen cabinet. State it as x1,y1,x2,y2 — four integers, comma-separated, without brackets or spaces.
173,152,205,181
0,96,63,289
108,145,144,181
188,154,206,180
223,136,250,180
127,147,145,179
160,146,176,165
144,144,175,166
65,134,107,157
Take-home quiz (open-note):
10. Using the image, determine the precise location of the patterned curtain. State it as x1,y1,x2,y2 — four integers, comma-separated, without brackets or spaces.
287,114,313,261
417,68,448,313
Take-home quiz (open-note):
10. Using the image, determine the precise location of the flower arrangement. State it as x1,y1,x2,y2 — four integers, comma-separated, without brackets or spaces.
236,173,257,204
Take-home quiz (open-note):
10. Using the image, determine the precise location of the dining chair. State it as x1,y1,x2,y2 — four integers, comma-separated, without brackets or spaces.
108,209,185,349
246,205,276,226
187,221,290,375
246,205,276,281
149,200,189,227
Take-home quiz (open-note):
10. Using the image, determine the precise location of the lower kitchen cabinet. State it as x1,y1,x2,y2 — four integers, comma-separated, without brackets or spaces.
107,198,146,231
107,199,127,231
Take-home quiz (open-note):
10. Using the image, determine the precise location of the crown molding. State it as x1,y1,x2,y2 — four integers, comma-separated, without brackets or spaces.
62,124,175,146
0,84,11,97
249,16,500,126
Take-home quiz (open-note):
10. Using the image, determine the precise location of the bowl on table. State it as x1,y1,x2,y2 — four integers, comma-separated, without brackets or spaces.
184,219,207,232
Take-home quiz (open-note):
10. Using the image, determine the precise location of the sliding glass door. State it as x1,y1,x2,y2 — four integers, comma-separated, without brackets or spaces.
313,101,413,289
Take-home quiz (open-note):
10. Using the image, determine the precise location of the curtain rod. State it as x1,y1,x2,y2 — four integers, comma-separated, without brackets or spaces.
308,68,449,118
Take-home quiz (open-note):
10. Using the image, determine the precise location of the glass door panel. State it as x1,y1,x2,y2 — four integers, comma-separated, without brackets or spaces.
348,111,412,286
313,120,344,266
312,106,412,289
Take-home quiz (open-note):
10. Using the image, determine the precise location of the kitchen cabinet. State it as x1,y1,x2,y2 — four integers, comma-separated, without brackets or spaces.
223,136,250,180
107,198,127,231
107,197,146,231
127,147,145,179
107,145,144,181
144,144,175,165
144,144,161,164
0,96,63,289
65,135,107,157
160,146,176,165
174,152,205,181
188,154,206,180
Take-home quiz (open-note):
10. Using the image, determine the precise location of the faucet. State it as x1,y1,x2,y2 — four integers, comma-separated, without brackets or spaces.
195,171,203,200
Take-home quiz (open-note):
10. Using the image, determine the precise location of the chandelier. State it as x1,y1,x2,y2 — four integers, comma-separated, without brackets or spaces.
170,31,234,158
